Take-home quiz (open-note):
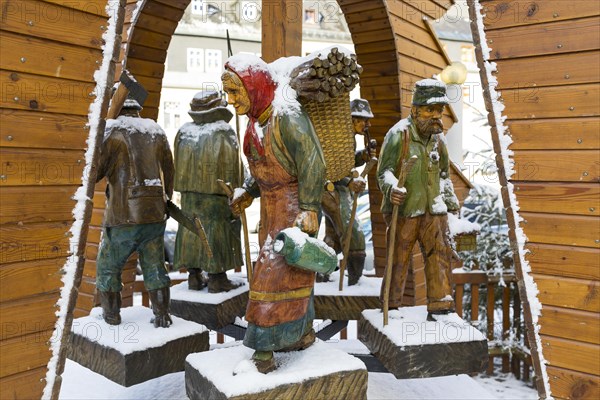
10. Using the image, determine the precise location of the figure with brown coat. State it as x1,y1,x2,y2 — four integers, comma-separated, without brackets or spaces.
96,95,174,328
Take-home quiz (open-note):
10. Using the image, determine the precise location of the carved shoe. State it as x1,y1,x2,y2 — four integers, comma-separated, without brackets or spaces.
252,351,276,374
347,251,366,286
426,309,453,322
187,268,207,290
208,272,242,293
148,287,173,328
99,291,121,325
315,273,330,283
278,329,316,352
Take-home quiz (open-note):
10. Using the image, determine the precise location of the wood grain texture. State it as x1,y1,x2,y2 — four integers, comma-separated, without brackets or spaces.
68,328,209,386
0,365,48,400
170,291,249,331
1,221,72,264
358,315,488,379
0,109,88,150
1,185,78,224
0,71,96,116
486,16,600,60
507,118,600,150
314,294,381,321
520,212,600,248
0,257,64,302
186,361,368,400
514,182,599,216
526,243,600,280
0,329,54,377
546,365,600,400
494,51,600,90
0,292,60,340
533,274,599,313
1,147,85,186
538,305,599,345
482,0,600,29
541,335,600,376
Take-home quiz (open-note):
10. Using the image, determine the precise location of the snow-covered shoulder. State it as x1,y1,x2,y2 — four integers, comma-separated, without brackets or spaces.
177,120,232,140
447,213,480,236
389,118,411,134
106,116,166,138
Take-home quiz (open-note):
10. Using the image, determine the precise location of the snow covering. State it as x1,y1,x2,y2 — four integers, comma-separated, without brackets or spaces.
143,178,161,186
432,194,448,213
177,120,233,141
352,109,374,118
473,1,551,396
390,117,411,133
105,116,166,138
315,269,382,297
416,78,446,88
186,341,365,397
447,212,480,236
71,307,206,355
170,273,248,305
43,1,122,398
362,306,485,347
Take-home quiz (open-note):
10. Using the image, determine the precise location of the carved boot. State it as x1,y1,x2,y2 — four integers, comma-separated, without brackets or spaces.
148,287,173,328
99,291,121,325
426,309,454,322
347,251,366,286
208,272,242,293
252,351,276,374
315,273,330,283
188,268,207,290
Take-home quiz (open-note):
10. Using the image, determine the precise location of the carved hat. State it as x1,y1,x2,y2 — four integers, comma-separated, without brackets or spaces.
350,98,374,119
190,90,227,111
412,79,449,106
112,84,143,111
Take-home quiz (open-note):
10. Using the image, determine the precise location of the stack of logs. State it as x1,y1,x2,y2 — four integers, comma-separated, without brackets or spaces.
290,47,363,103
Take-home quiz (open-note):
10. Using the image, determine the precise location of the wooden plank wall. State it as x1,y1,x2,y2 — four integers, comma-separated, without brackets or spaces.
76,0,188,316
479,1,600,398
339,0,455,305
0,0,108,397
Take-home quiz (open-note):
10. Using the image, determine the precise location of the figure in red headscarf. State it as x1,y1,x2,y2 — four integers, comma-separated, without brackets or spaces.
222,55,326,373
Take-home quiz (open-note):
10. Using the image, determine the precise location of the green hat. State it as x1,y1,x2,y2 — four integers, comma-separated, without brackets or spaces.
412,79,449,106
350,98,374,119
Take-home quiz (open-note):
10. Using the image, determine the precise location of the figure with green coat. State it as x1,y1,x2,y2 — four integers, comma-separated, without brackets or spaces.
377,79,460,320
173,91,243,293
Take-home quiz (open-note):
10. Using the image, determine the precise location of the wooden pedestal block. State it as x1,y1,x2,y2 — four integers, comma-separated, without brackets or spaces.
170,279,248,330
68,306,209,386
314,272,382,320
185,342,368,400
358,306,488,379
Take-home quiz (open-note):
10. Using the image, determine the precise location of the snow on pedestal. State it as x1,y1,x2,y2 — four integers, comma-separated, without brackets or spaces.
358,306,488,379
185,341,367,400
314,270,382,320
169,273,249,330
67,306,209,386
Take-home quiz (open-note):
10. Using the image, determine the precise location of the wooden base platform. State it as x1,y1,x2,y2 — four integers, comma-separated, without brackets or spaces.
68,306,209,386
169,278,248,330
358,306,488,379
314,272,382,320
185,342,368,400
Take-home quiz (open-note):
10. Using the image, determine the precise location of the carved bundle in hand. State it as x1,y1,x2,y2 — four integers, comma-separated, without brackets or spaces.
290,47,363,103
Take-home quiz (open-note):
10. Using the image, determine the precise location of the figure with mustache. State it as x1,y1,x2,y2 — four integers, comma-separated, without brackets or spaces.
376,79,460,320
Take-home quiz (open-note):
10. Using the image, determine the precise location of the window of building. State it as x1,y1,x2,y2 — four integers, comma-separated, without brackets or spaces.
191,0,204,15
305,9,317,24
461,45,475,64
205,49,222,72
163,101,181,130
187,48,204,72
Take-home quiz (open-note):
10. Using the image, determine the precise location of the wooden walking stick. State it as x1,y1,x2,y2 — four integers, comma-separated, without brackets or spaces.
383,130,417,326
218,179,253,287
338,157,378,291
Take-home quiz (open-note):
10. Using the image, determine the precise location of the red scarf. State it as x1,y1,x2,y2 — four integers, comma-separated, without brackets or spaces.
225,59,276,158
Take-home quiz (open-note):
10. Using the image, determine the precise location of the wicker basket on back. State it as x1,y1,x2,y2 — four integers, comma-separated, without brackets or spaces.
290,47,363,182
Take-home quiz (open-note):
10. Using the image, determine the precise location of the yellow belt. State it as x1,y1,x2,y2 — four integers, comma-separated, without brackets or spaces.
249,287,312,302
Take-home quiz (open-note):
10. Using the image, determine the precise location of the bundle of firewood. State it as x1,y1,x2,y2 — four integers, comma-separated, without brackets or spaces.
290,47,363,103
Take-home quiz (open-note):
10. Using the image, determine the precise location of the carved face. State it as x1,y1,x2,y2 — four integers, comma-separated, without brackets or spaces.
352,117,371,135
222,71,251,116
412,104,444,138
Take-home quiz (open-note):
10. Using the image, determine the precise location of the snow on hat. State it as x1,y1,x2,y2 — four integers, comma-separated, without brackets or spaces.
190,90,226,111
122,92,142,111
412,79,449,106
350,98,374,119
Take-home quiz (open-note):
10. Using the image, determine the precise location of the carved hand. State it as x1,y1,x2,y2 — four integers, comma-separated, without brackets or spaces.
294,210,319,235
348,177,366,194
390,186,407,206
230,189,254,217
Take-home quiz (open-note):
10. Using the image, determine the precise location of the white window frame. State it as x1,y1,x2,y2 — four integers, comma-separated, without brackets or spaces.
205,48,223,73
187,48,205,72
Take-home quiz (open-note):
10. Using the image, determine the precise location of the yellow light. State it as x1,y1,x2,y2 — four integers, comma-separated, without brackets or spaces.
440,62,468,85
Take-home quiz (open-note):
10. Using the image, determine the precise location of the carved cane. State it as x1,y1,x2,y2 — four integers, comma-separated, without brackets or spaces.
217,179,253,287
338,157,378,291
